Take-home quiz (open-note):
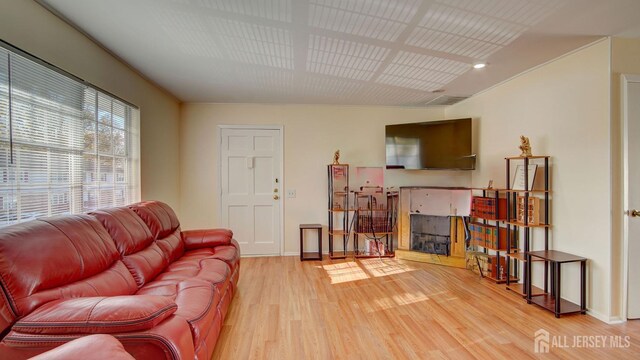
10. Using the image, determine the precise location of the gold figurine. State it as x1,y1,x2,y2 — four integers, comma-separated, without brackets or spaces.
519,136,532,157
333,150,340,165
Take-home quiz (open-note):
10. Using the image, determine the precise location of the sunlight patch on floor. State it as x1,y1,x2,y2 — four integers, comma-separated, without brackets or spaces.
320,258,417,284
393,291,430,306
372,296,396,311
367,290,432,312
359,258,416,278
321,261,369,284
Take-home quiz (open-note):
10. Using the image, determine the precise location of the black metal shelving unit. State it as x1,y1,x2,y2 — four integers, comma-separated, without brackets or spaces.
469,188,515,283
327,164,351,259
505,156,550,297
352,189,398,258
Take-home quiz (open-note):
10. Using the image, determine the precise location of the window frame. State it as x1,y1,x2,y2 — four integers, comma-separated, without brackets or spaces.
0,40,140,227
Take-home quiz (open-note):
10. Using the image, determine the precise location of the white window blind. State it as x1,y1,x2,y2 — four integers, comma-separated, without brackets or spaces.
0,45,140,227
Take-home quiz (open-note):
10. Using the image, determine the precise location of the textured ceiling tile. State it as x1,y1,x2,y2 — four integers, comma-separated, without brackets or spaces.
376,51,470,92
394,51,471,75
212,19,294,69
407,28,502,59
376,73,443,92
357,84,436,106
443,0,562,27
307,35,390,81
231,67,297,97
300,75,363,98
407,1,530,59
236,67,295,86
154,11,223,58
309,0,421,41
189,0,292,22
419,3,526,45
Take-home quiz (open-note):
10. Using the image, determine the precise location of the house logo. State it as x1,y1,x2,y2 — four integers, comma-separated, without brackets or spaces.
534,328,550,353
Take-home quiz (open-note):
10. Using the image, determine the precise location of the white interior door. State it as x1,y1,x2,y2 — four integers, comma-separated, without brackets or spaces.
624,75,640,319
220,127,281,256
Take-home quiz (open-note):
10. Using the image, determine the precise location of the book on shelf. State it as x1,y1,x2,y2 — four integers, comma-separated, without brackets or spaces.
466,254,507,279
356,212,390,233
516,196,541,225
469,223,516,250
470,196,507,220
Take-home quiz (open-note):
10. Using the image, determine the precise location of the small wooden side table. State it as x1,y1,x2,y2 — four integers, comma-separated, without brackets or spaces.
300,224,322,261
526,250,587,318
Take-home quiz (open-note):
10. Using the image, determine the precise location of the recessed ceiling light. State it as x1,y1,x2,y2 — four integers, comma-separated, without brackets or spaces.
473,63,487,69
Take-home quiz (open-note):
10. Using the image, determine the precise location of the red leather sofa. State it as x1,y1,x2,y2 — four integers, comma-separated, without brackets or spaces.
0,201,240,359
29,334,135,360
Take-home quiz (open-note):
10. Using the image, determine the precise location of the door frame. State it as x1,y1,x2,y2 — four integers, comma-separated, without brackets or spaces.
621,74,640,320
217,124,285,256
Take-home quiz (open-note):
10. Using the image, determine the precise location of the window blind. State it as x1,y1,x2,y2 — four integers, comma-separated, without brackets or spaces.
0,45,140,227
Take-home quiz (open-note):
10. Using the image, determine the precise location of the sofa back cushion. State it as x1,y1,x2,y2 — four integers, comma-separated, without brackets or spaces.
91,207,168,287
0,215,137,335
129,201,184,263
129,201,180,239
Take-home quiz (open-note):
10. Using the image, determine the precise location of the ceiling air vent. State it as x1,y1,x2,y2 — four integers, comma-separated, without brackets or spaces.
425,95,469,106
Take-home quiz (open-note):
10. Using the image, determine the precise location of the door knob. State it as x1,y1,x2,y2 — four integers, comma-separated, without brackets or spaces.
273,194,279,200
630,209,640,217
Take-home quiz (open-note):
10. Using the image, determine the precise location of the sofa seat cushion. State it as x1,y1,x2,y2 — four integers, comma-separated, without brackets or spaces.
136,279,220,350
209,245,239,270
153,256,231,289
177,246,239,274
28,334,134,360
14,296,177,335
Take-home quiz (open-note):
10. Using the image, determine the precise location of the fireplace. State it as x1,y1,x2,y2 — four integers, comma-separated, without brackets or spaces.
410,214,451,256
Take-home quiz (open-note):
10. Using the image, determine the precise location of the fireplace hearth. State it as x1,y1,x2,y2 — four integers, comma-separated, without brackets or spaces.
410,214,451,256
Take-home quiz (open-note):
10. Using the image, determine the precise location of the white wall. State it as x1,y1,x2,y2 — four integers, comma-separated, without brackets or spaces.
179,103,472,254
446,39,612,320
0,0,182,210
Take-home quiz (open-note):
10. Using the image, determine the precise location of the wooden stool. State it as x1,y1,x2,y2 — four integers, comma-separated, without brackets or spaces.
299,224,322,261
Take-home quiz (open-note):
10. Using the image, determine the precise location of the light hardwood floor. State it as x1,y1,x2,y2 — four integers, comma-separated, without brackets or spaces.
213,256,640,359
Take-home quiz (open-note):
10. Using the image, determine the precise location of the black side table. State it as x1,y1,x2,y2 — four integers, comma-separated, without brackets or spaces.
300,224,322,261
526,250,587,318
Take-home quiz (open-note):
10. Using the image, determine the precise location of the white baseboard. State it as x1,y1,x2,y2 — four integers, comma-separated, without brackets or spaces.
240,253,281,258
283,251,331,256
587,310,626,324
587,310,608,323
605,316,626,324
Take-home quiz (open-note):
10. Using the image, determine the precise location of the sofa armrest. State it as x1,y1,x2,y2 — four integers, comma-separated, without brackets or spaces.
2,316,195,360
14,295,177,335
29,334,134,360
181,229,233,250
